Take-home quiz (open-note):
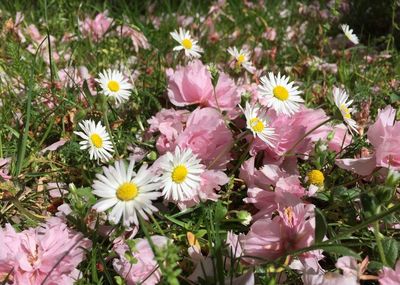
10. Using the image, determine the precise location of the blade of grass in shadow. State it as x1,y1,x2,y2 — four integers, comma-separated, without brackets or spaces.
14,37,47,177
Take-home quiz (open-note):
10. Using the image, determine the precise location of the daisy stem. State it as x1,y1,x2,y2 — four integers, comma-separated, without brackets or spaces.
284,117,334,156
373,221,388,266
102,98,120,157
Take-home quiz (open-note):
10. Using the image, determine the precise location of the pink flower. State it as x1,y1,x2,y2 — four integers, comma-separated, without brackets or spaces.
176,170,229,209
147,108,190,154
0,158,11,181
79,11,113,42
0,218,91,285
241,202,315,263
166,60,240,114
379,260,400,285
337,105,400,175
118,25,150,52
113,235,168,285
177,107,233,169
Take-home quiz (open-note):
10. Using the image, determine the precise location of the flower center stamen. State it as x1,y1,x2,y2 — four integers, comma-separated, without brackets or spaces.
307,169,325,186
273,85,289,101
182,38,193,49
340,104,351,119
237,54,245,65
116,182,138,201
171,165,188,183
90,134,103,148
250,118,265,133
108,80,120,92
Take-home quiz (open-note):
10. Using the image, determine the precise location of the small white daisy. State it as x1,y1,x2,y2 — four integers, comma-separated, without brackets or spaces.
92,159,161,226
240,102,275,147
340,24,359,45
74,119,114,161
258,72,304,116
170,28,203,58
333,87,358,134
96,69,133,104
158,147,205,201
227,46,256,74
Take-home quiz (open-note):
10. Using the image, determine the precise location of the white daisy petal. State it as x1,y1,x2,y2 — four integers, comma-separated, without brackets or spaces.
96,69,133,104
333,87,359,134
91,159,161,227
170,28,203,59
158,147,205,203
258,72,304,116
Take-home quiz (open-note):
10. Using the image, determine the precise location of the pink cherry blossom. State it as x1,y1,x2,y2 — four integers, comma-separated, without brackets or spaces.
240,202,315,263
113,235,168,285
0,218,91,285
79,11,113,42
379,260,400,285
177,107,234,169
147,108,190,154
166,60,240,114
336,106,400,175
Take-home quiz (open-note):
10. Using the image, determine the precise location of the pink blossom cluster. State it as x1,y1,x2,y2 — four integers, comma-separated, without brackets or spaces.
0,218,91,285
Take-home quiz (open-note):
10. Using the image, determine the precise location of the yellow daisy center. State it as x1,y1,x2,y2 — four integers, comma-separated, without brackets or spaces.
90,134,103,148
182,38,193,49
116,182,138,201
307,169,325,186
171,165,188,184
250,118,265,133
237,54,246,65
340,104,351,119
108,80,120,92
273,85,289,101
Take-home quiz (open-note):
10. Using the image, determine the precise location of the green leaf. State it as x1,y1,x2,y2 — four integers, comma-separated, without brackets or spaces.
315,208,327,243
318,244,361,259
382,238,398,267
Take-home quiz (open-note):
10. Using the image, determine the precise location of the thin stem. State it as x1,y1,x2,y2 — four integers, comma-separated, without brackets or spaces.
373,221,388,266
102,98,120,157
284,118,334,156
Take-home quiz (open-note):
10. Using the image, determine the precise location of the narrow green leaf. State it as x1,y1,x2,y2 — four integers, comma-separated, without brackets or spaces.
315,208,327,243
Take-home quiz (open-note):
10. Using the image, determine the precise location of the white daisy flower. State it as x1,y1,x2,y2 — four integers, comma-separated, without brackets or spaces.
158,147,205,201
74,119,114,161
170,28,203,58
92,159,161,226
258,72,304,116
96,69,133,104
240,102,275,147
333,87,358,134
340,24,359,45
227,46,256,74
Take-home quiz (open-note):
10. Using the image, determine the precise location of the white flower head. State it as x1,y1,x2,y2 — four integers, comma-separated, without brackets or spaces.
333,87,358,134
74,119,114,161
227,46,256,74
341,24,359,45
159,147,205,201
92,159,161,227
258,72,304,116
240,102,275,147
96,69,133,104
170,28,203,58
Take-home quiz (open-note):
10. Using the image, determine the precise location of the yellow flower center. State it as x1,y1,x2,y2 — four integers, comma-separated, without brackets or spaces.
116,182,138,201
182,38,193,49
340,104,351,119
108,80,120,92
90,134,103,148
250,118,265,133
273,85,289,101
237,54,246,65
284,206,294,226
307,169,325,186
171,165,188,183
